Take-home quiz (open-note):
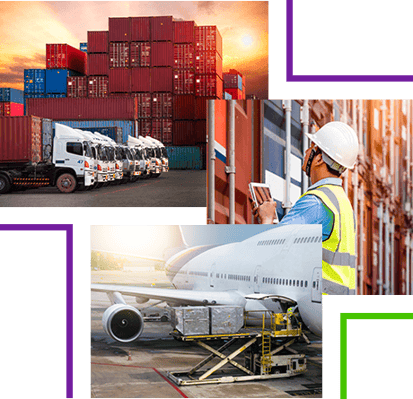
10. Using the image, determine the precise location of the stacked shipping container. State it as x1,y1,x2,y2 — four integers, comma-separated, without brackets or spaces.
0,88,24,116
223,69,246,100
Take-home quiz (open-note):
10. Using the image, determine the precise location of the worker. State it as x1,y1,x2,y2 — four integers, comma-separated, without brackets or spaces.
252,121,359,295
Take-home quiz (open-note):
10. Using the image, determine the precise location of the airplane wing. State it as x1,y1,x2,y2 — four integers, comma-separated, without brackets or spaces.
92,283,248,307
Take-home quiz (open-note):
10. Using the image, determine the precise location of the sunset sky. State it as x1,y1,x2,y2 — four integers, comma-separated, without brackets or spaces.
0,1,268,97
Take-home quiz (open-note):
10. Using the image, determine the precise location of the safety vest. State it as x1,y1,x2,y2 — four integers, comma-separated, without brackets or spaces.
300,184,356,295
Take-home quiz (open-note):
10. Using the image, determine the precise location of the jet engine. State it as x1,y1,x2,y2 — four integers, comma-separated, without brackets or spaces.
102,304,144,343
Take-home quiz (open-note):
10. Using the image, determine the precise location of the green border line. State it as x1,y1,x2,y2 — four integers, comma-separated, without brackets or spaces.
340,313,413,399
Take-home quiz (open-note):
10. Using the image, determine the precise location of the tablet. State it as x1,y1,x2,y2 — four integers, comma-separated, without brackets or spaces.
248,183,279,224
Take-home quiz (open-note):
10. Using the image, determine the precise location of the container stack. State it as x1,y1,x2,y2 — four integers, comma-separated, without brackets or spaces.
87,31,109,98
24,16,229,161
0,88,24,116
223,69,246,100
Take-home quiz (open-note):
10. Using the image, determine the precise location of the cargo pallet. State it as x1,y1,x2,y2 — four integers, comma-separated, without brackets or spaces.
167,311,308,386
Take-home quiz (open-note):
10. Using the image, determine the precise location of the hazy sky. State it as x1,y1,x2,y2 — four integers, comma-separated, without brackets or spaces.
91,225,276,259
0,1,268,97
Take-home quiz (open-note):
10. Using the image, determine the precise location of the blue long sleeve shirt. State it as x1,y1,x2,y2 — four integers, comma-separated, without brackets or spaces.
278,178,343,241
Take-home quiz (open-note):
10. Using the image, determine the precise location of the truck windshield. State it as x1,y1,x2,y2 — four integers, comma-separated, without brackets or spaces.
147,148,154,158
107,147,115,161
115,147,123,160
98,145,108,161
83,142,93,158
155,148,162,158
161,148,168,158
134,148,143,160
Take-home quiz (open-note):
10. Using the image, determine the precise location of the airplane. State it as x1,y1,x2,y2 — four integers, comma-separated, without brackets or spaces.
91,224,322,343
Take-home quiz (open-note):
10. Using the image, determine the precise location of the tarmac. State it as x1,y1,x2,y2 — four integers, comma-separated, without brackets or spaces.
91,284,322,398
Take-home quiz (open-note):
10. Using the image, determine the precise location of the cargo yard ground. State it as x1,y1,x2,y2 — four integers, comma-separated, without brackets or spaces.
91,273,322,398
0,170,205,207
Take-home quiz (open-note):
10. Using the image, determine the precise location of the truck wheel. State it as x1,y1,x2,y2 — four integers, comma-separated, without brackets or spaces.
0,174,11,194
56,173,77,193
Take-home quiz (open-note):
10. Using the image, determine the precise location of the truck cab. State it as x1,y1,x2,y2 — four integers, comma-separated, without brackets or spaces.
93,133,123,183
138,136,162,177
145,136,169,173
127,136,150,178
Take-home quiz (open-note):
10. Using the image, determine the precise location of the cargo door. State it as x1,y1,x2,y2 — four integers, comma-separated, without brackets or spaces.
311,268,322,303
253,265,262,293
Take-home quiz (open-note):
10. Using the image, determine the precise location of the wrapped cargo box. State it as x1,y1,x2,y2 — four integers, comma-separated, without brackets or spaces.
46,44,87,75
24,69,46,94
87,31,109,53
0,116,42,163
0,88,24,104
209,306,244,335
171,307,209,336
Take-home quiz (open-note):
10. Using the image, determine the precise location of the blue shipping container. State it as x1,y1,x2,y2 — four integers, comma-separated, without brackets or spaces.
45,69,77,94
166,146,202,170
224,91,232,100
24,69,46,94
237,75,242,91
42,118,53,162
76,126,122,144
52,120,135,144
45,94,66,98
80,43,87,52
0,88,24,104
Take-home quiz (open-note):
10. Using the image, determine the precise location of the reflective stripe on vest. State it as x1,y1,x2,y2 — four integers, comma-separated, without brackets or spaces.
300,184,356,295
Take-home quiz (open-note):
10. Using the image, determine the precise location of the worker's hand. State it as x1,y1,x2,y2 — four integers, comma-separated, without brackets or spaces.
249,195,277,224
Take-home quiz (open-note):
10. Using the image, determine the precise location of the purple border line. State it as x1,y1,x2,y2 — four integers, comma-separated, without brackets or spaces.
286,0,413,82
0,224,73,398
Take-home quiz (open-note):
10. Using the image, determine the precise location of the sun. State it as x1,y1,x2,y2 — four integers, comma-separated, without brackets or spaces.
241,34,254,48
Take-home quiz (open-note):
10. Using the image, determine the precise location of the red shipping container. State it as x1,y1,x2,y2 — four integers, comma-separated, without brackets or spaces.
151,68,173,92
195,26,223,58
138,118,152,136
195,51,222,77
152,93,172,118
151,16,173,41
88,53,109,76
88,76,109,98
224,88,243,100
174,44,194,69
151,118,171,143
109,42,129,68
173,70,194,94
195,74,223,98
67,76,87,98
109,68,131,93
0,102,24,117
151,42,173,67
109,17,130,41
194,120,207,143
0,116,42,163
195,96,216,119
131,68,151,92
87,31,108,53
133,93,151,118
26,97,137,120
173,95,195,120
130,17,151,41
174,20,195,44
130,42,151,67
46,44,87,75
173,120,195,145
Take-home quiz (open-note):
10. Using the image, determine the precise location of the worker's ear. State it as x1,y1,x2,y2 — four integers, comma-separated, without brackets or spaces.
313,151,324,167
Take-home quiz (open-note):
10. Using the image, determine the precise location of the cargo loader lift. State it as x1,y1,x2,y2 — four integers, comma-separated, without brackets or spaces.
167,311,308,386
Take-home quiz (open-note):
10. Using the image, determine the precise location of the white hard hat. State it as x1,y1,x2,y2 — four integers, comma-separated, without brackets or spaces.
305,121,359,170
